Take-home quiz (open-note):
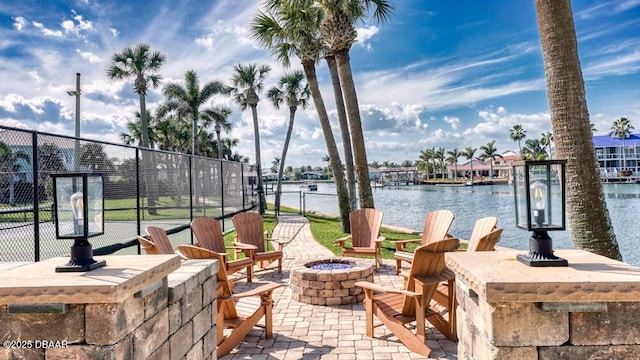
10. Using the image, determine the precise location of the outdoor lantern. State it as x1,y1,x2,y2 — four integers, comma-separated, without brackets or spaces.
51,173,106,272
512,160,568,267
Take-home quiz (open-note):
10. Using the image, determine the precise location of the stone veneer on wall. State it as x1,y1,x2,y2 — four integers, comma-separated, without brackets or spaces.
0,257,219,360
447,250,640,360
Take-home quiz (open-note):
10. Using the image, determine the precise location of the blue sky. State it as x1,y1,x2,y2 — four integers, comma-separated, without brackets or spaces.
0,0,639,168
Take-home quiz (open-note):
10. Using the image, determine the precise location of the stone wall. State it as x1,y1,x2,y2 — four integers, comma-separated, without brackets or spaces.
448,250,640,360
456,290,640,359
0,258,218,360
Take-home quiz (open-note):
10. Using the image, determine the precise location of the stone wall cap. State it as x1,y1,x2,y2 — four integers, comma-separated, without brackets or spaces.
0,255,181,305
446,250,640,303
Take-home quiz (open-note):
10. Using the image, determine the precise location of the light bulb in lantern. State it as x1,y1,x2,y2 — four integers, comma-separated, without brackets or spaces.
530,181,547,226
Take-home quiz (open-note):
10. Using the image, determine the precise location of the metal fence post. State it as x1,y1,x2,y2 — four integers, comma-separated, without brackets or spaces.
32,130,40,262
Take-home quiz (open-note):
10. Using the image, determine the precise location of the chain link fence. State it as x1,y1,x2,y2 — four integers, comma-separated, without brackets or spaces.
0,125,256,262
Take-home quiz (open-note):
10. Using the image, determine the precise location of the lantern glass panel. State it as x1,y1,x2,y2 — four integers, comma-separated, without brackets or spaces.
53,174,104,239
87,175,104,236
513,164,529,229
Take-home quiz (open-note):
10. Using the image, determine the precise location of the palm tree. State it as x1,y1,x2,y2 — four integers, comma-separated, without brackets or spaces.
509,124,527,156
591,123,598,132
271,157,280,174
120,110,157,148
0,141,30,205
229,63,271,214
611,117,634,170
463,147,477,185
251,3,352,231
267,70,310,213
535,0,621,260
540,131,554,159
314,0,394,209
159,70,228,156
106,43,165,150
107,45,165,215
480,140,503,180
417,148,434,180
325,51,357,210
79,143,114,172
446,148,461,181
202,106,233,159
521,139,547,160
434,147,445,179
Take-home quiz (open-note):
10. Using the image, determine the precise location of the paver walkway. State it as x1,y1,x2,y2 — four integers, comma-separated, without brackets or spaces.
223,213,457,360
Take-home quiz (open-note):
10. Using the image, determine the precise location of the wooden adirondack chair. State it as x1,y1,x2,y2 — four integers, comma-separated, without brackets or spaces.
464,216,498,251
232,212,285,274
191,217,255,282
138,226,175,255
393,209,455,274
467,226,503,252
432,227,504,341
356,238,460,357
334,208,385,268
175,245,280,357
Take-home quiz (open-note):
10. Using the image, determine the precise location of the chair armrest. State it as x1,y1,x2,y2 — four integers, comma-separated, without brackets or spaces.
414,272,456,287
176,244,219,260
232,242,258,251
334,235,352,247
219,282,281,301
267,238,287,250
391,238,421,251
355,281,421,298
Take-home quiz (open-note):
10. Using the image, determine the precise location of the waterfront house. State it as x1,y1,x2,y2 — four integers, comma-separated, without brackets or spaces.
454,150,520,180
594,132,640,178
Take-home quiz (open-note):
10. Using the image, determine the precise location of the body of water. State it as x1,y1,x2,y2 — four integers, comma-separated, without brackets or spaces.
267,182,640,266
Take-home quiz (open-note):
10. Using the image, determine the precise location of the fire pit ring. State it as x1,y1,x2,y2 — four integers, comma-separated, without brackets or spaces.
290,258,374,306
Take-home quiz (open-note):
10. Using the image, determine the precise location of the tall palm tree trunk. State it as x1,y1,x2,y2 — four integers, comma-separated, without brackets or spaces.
192,115,199,156
621,139,626,169
275,107,296,213
250,104,265,214
334,49,374,209
535,0,621,260
138,92,150,149
215,128,222,159
138,92,158,214
326,55,357,211
302,59,351,232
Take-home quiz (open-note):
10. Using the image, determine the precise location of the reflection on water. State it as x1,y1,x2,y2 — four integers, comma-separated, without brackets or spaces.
268,182,640,266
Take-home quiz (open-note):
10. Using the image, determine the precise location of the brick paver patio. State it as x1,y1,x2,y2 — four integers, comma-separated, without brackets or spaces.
223,213,457,359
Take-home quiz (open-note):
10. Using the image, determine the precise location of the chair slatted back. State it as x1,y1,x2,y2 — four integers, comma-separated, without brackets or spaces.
232,212,266,252
350,208,383,248
402,238,460,315
422,210,455,245
468,227,503,252
191,217,226,253
466,216,498,249
145,226,175,254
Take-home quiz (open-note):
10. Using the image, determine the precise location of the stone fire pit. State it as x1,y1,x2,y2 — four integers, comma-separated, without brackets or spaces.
290,258,374,306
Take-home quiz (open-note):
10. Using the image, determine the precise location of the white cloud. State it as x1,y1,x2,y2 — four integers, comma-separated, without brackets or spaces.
32,21,63,37
61,13,94,37
195,36,214,50
109,28,118,37
443,116,460,130
27,71,42,85
356,25,379,49
584,51,640,79
76,49,102,64
13,16,28,31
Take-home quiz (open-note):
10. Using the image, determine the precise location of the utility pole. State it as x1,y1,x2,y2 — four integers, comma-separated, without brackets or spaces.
67,73,81,170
